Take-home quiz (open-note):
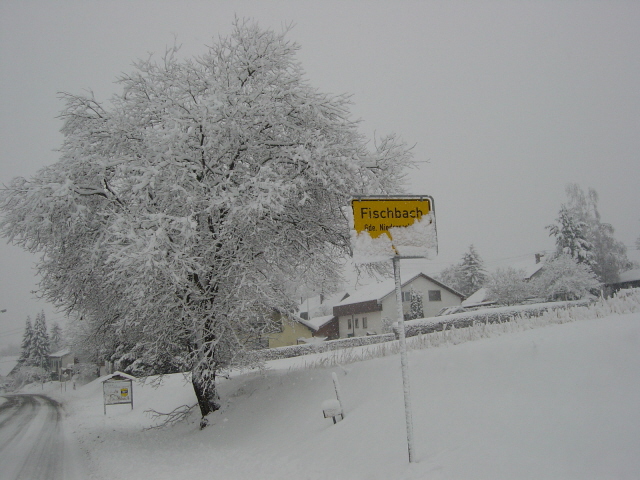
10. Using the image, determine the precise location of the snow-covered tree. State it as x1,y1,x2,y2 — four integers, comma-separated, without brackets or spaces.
12,365,49,388
459,245,487,295
436,263,465,295
18,317,34,366
548,184,631,283
485,267,532,306
30,310,50,369
547,205,594,266
438,245,487,297
0,21,412,424
49,322,63,351
381,316,394,334
407,287,424,320
531,254,600,301
591,222,634,284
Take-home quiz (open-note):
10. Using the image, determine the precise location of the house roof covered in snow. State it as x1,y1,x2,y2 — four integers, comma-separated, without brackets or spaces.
101,371,137,382
0,356,19,377
488,252,548,281
461,287,497,308
298,291,349,317
617,268,640,283
49,348,72,358
302,314,335,331
334,272,463,308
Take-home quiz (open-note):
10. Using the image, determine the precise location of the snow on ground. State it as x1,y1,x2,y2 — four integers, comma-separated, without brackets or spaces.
33,310,640,479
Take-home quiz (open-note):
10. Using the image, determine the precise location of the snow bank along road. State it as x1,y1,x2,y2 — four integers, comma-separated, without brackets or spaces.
0,394,81,480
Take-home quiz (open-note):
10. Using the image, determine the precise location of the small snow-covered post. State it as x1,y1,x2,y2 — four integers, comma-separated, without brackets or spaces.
332,372,344,417
393,256,415,463
322,372,346,424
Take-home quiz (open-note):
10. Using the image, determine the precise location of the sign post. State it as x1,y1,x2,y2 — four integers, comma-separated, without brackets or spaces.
393,254,415,462
350,195,436,463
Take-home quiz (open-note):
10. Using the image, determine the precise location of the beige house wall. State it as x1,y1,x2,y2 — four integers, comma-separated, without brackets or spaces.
338,310,384,338
268,320,314,348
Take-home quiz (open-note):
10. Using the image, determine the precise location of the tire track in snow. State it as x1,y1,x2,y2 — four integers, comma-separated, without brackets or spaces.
0,394,67,480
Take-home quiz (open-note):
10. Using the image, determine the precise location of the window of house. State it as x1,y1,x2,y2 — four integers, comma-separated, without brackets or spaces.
363,317,368,329
355,318,359,329
347,318,352,329
428,290,442,301
401,291,411,302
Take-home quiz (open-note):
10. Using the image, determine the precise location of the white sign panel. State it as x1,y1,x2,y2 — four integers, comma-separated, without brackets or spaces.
103,379,133,405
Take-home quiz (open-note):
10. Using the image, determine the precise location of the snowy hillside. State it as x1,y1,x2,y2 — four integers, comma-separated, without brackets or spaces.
38,296,640,479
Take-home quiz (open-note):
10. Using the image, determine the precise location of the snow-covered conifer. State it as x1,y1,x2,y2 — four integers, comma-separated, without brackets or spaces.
547,205,594,266
50,322,63,351
408,288,424,320
18,317,34,366
30,310,50,369
459,245,487,295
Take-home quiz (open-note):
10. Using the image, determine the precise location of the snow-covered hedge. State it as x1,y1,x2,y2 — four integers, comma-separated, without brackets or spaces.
258,333,396,361
401,298,595,337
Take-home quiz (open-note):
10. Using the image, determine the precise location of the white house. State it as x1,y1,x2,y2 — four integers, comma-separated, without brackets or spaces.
333,272,464,338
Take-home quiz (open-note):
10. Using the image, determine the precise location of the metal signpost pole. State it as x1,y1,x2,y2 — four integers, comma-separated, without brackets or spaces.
393,255,415,463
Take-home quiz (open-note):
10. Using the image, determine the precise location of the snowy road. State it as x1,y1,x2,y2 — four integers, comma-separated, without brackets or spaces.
0,394,82,480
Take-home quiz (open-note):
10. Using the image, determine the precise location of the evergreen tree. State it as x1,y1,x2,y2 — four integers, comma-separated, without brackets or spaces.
459,245,487,296
436,246,487,297
547,204,594,266
50,322,63,351
408,287,424,320
18,316,34,366
30,310,50,369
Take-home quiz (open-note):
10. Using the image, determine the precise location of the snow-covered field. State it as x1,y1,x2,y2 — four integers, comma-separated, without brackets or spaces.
29,299,640,479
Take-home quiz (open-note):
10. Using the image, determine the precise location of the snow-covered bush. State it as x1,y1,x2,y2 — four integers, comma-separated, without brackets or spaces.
10,365,49,389
531,254,600,301
485,267,532,305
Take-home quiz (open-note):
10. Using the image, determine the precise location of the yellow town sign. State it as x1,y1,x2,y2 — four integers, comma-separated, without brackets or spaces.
351,197,432,239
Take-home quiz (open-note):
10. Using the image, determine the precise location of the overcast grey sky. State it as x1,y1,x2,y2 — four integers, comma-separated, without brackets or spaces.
1,1,639,348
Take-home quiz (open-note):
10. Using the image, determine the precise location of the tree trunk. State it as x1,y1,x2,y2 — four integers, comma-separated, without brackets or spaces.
192,364,220,429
